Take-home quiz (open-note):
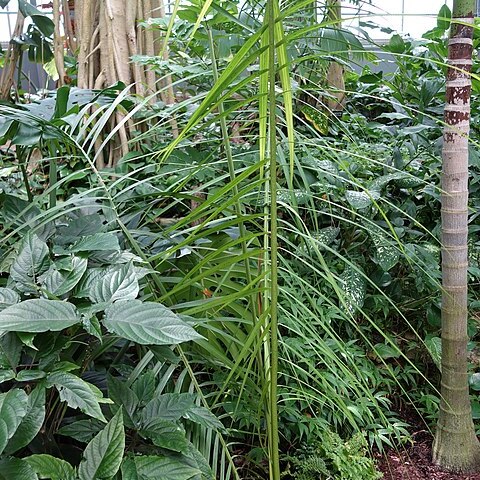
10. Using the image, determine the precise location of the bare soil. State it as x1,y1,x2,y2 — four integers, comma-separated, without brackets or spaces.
377,434,480,480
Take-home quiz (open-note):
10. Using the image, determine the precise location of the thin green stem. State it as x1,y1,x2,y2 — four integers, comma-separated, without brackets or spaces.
267,0,280,478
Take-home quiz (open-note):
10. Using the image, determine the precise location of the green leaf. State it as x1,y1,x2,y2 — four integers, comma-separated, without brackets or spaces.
126,455,201,480
387,34,405,53
121,458,139,480
184,406,225,432
340,265,366,314
370,232,400,271
0,333,22,369
104,301,202,345
131,371,156,406
0,300,80,333
345,190,379,210
10,233,49,292
5,386,46,455
63,233,120,253
82,316,103,341
58,419,105,443
372,343,401,360
18,0,54,36
437,4,451,30
107,375,138,426
78,409,125,480
56,215,104,244
0,389,28,455
470,373,480,391
24,455,75,480
89,263,139,304
425,336,442,371
41,256,88,297
47,372,106,422
16,370,46,382
0,458,38,480
141,393,195,426
0,370,15,383
0,288,20,311
140,420,189,453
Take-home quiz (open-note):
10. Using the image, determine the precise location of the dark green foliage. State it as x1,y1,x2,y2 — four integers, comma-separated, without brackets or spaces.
284,431,382,480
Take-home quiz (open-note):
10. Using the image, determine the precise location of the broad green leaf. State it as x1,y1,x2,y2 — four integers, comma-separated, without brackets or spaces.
139,419,189,453
41,256,88,297
0,333,22,369
340,265,366,314
126,455,201,480
16,370,46,382
0,300,80,333
277,189,311,205
5,386,46,455
369,172,410,192
104,300,202,345
64,233,120,253
1,194,54,240
121,458,139,480
345,190,380,210
184,406,225,432
131,371,156,406
58,419,105,443
0,288,20,310
89,263,139,304
56,214,104,245
300,227,340,255
370,232,400,271
10,233,49,292
141,393,195,427
0,389,28,455
82,316,102,340
0,370,15,383
78,409,125,480
17,332,36,349
0,458,38,480
47,372,106,422
372,343,401,360
470,373,480,391
107,375,138,426
24,455,75,480
437,4,451,30
74,268,106,298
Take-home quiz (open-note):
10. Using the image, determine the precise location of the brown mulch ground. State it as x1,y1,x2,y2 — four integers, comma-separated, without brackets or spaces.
377,433,480,480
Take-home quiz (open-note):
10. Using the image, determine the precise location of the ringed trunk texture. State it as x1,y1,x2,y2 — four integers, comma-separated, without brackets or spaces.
433,0,480,472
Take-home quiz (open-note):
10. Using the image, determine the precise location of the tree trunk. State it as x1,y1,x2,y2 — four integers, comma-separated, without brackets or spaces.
0,12,25,100
68,0,177,165
53,0,66,86
325,0,344,112
433,0,480,472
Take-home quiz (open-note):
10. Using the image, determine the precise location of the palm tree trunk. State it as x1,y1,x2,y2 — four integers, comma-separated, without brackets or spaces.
433,0,480,472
